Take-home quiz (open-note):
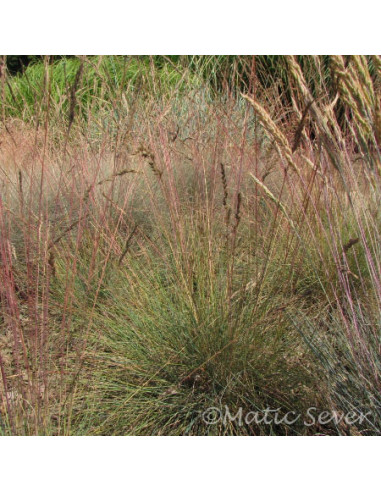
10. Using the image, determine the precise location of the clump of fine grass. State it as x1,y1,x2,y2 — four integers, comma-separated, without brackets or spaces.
71,219,318,436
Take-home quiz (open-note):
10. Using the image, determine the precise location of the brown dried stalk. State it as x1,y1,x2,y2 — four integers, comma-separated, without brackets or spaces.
118,224,138,265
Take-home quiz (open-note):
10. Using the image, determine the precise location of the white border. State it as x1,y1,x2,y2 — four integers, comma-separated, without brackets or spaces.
0,437,379,491
1,1,380,53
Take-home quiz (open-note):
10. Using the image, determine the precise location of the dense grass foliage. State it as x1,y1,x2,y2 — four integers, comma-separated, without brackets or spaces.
2,56,197,122
0,55,380,435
